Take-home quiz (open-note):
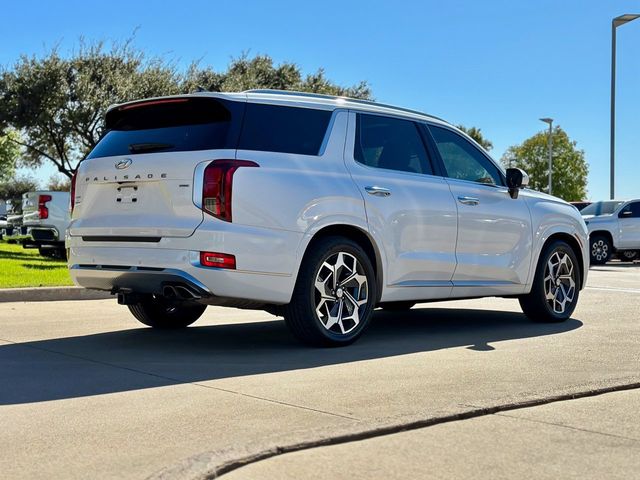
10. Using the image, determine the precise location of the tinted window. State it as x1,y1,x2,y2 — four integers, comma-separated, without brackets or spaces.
239,103,331,155
87,98,235,159
354,114,432,175
619,202,640,218
429,125,502,185
582,201,624,216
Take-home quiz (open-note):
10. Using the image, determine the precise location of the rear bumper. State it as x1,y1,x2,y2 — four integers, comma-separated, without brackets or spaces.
67,244,297,305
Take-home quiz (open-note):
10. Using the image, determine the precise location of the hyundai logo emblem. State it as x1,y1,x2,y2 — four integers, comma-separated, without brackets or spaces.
115,158,133,170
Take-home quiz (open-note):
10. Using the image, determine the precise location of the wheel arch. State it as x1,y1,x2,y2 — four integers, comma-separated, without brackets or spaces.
298,224,384,303
589,230,615,250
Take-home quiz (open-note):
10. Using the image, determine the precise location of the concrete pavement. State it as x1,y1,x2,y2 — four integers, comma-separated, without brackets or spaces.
0,264,638,479
223,389,640,480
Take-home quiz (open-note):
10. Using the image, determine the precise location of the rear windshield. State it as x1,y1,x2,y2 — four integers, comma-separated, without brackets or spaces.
581,201,623,216
86,98,237,159
238,103,332,155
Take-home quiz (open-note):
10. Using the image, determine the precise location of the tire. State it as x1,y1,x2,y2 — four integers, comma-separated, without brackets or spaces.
380,301,416,311
38,248,56,258
589,234,611,265
519,240,580,323
620,250,638,262
283,236,377,347
127,296,206,329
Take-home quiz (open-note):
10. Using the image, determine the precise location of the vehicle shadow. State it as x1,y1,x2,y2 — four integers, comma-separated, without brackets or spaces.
0,308,582,405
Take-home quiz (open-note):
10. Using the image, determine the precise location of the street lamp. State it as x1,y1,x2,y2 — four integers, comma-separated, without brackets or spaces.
611,13,640,199
540,117,553,195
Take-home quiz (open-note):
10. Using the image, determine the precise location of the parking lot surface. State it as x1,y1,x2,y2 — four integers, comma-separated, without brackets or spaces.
0,264,638,479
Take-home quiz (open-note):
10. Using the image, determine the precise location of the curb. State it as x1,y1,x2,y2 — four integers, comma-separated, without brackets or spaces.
0,287,112,303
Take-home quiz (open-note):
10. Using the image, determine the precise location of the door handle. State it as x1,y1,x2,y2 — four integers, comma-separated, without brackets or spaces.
365,186,392,197
457,195,480,206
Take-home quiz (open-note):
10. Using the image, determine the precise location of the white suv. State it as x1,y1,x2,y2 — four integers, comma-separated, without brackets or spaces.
68,90,589,346
582,199,640,264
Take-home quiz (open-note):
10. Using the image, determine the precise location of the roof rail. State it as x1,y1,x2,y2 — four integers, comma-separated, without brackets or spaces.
243,89,447,123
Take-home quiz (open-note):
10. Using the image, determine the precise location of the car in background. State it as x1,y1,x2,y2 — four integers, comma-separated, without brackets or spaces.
21,191,70,258
570,201,592,211
1,199,28,243
582,199,640,264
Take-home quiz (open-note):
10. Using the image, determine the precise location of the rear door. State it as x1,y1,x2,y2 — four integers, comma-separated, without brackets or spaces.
426,124,532,293
618,201,640,248
345,112,458,297
70,96,244,239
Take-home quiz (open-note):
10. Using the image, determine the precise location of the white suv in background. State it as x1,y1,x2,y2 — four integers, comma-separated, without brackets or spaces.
582,199,640,264
68,90,589,346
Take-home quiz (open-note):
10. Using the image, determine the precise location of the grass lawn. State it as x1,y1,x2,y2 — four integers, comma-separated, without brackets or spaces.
0,241,73,288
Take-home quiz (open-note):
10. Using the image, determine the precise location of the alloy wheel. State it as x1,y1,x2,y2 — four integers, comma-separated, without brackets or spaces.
591,239,609,262
544,251,576,314
314,252,369,335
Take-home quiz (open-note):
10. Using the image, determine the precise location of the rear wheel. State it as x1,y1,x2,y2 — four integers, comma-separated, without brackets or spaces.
620,250,638,262
128,295,206,329
284,236,377,347
519,240,580,323
590,234,611,265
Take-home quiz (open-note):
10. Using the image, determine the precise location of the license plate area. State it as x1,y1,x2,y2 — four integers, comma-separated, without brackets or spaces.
116,185,139,204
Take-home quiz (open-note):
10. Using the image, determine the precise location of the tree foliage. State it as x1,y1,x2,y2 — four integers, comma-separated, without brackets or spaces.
0,130,21,181
0,175,39,208
457,125,493,151
501,126,588,201
46,175,71,191
0,41,372,178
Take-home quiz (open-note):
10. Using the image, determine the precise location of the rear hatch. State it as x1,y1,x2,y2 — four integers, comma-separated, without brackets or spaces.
69,96,244,239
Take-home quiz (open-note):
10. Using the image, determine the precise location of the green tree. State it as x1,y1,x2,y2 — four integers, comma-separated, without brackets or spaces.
0,130,21,181
457,125,493,151
0,41,371,179
46,175,71,192
0,175,39,213
501,126,588,201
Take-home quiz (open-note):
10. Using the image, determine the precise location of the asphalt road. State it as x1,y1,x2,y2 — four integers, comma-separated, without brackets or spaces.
0,263,638,479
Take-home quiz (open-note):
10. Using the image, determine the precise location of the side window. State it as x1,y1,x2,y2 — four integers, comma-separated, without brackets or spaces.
238,103,332,155
429,125,503,186
354,114,433,175
621,202,640,218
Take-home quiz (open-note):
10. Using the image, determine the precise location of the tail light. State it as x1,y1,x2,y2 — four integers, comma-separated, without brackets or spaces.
200,251,236,269
70,171,77,214
38,195,52,219
202,160,258,222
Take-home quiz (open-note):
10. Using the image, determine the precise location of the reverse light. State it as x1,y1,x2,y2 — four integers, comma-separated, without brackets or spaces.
38,194,52,219
202,160,258,222
200,251,236,269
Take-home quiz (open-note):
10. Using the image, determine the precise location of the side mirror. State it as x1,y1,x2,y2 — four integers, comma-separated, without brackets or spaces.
506,168,529,199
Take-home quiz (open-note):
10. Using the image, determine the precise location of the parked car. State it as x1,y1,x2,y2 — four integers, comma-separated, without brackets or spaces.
582,199,640,264
67,90,589,346
2,199,28,243
570,201,592,211
21,191,70,258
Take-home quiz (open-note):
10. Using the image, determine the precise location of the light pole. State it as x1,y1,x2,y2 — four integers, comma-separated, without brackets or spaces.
540,117,553,195
611,13,640,199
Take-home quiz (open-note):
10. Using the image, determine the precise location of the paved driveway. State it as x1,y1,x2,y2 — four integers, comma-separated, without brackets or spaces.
0,264,638,479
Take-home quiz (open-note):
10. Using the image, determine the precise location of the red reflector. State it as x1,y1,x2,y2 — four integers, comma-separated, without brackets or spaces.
38,194,52,220
200,252,236,269
120,98,189,110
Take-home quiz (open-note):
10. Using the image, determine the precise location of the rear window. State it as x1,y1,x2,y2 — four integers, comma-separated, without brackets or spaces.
581,201,623,216
238,103,332,155
86,98,237,159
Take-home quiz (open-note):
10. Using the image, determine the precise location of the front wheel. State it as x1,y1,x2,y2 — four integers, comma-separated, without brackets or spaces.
519,240,580,323
128,296,206,329
284,236,377,347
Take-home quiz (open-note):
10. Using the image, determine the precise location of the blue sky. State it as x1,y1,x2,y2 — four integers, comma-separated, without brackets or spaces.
3,0,639,200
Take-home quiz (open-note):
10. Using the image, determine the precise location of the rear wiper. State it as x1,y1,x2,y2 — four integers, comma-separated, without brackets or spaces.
128,143,174,153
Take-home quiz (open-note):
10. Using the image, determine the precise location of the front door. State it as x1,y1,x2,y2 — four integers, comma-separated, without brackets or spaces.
427,124,532,296
618,201,640,249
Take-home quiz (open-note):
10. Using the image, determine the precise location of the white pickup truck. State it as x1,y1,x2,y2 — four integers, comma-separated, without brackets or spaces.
22,191,70,258
582,199,640,264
